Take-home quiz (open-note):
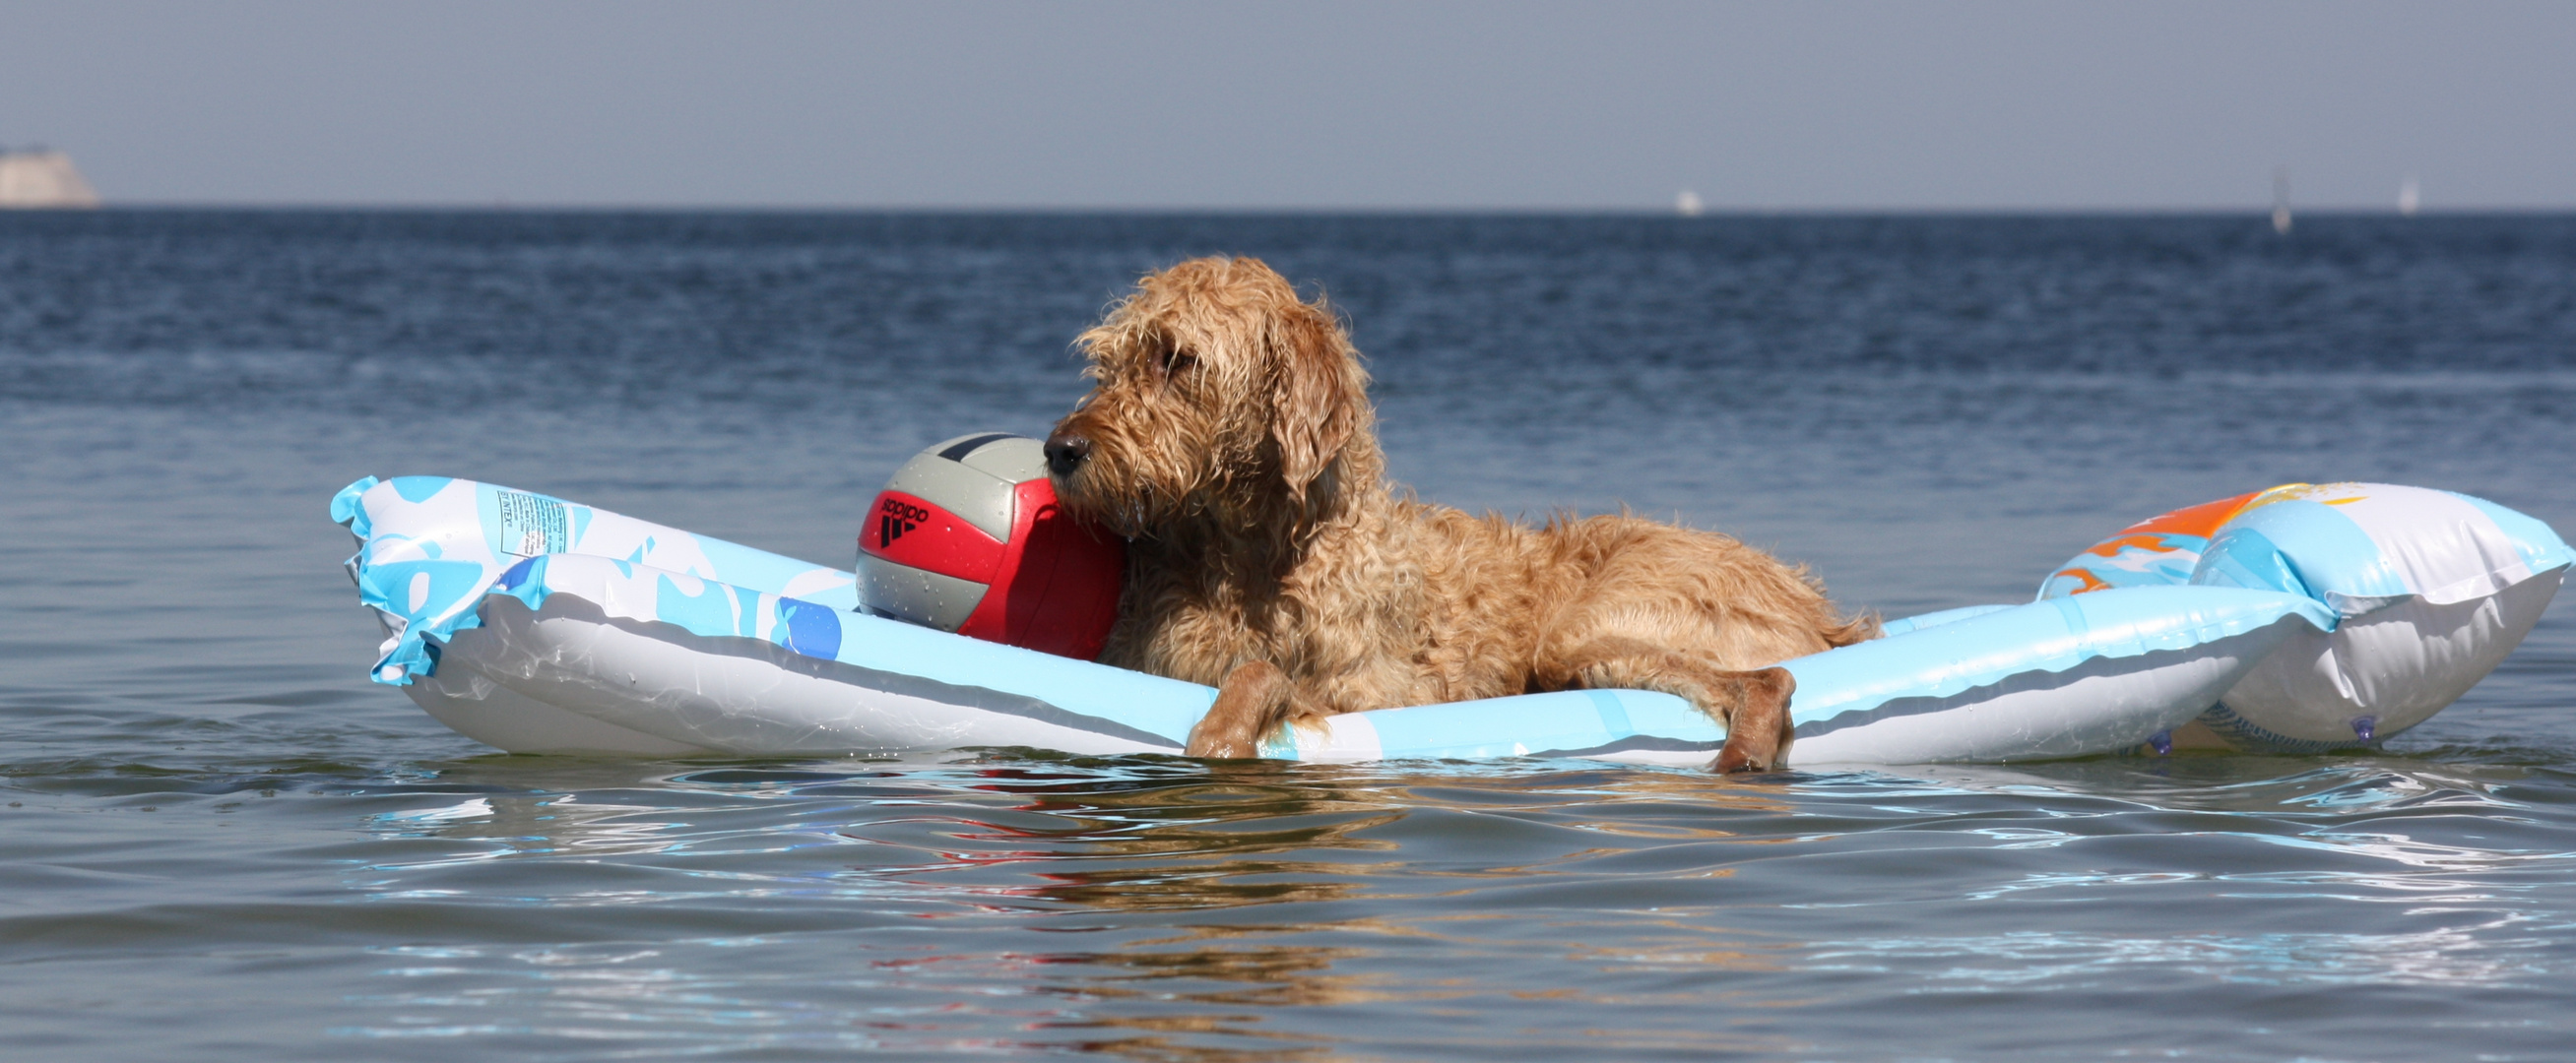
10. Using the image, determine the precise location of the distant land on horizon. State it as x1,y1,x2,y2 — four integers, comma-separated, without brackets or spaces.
0,149,101,209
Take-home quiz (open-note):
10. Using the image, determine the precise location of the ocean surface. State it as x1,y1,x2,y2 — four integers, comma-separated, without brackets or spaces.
3,210,2573,1061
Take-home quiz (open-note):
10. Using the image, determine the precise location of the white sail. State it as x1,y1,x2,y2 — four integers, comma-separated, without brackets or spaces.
2271,166,2292,235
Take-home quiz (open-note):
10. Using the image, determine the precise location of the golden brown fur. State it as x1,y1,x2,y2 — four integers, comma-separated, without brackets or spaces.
1044,257,1877,772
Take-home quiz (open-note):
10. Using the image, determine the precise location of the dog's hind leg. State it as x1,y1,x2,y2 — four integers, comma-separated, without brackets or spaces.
1707,667,1795,774
1538,638,1797,773
1187,659,1296,759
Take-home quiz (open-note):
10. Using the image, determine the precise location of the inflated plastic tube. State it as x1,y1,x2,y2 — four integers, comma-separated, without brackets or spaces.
333,474,856,685
440,548,2329,765
334,474,860,754
337,475,2338,765
2041,482,2571,751
449,552,1213,756
1273,588,2332,766
437,551,2327,766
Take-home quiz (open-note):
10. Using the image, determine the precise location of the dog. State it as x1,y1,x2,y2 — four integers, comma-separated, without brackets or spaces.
1042,257,1877,772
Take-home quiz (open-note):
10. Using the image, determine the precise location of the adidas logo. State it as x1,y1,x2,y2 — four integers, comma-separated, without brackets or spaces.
874,496,932,548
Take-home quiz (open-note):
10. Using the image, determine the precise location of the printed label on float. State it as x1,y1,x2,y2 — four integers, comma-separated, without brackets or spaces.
496,491,569,557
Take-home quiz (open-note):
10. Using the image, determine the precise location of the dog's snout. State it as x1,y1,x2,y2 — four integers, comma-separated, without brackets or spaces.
1044,431,1093,476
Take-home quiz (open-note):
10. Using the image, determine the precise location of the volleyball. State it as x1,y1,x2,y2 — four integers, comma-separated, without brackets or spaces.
855,433,1125,659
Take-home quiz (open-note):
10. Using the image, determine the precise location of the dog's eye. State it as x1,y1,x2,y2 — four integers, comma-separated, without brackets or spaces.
1155,346,1196,380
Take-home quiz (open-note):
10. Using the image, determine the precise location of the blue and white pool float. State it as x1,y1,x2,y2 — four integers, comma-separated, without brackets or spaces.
332,476,2565,765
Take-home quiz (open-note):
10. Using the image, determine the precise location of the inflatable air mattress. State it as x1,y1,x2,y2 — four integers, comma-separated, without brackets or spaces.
332,476,2563,766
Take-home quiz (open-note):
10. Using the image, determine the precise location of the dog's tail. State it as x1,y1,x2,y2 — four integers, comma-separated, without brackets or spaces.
1824,610,1884,648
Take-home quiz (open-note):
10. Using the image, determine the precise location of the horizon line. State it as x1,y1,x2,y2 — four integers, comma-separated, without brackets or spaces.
14,202,2576,217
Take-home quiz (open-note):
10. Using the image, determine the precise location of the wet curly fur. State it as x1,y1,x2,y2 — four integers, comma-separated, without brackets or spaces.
1043,257,1877,772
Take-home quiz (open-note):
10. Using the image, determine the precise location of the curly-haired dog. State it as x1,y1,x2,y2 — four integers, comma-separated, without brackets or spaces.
1043,257,1877,772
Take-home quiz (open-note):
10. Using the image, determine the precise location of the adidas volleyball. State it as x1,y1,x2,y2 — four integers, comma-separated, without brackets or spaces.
855,433,1125,660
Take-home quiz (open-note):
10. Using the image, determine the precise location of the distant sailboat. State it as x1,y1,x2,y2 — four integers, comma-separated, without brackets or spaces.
2399,174,2420,217
1675,189,1705,217
2271,166,2292,235
0,148,101,209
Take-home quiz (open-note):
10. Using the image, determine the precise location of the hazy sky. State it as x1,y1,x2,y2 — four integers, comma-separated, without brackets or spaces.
4,1,2569,211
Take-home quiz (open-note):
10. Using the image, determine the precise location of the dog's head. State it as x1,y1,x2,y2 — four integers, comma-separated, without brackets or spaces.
1045,257,1374,538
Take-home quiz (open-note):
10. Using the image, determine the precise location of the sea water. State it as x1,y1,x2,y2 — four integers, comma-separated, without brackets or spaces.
3,211,2573,1060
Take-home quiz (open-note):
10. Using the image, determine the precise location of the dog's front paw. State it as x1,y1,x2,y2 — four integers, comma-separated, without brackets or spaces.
1185,733,1256,759
1188,659,1293,759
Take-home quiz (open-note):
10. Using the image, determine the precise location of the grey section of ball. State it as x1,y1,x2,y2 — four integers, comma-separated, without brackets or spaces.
957,436,1048,484
856,553,990,632
885,441,1020,542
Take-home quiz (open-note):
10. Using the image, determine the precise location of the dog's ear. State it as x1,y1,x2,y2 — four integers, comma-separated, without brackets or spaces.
1266,299,1364,493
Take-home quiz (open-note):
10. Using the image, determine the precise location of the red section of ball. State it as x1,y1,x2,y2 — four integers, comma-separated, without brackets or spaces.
856,473,1125,661
857,489,1004,583
954,478,1125,660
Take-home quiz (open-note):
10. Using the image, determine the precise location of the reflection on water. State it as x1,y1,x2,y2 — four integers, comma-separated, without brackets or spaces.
12,719,2576,1058
260,752,2576,1058
1809,915,2548,989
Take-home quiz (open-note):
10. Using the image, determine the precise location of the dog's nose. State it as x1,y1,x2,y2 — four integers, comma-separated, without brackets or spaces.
1044,432,1092,476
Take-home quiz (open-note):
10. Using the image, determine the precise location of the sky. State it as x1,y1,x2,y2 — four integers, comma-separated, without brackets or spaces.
3,0,2570,211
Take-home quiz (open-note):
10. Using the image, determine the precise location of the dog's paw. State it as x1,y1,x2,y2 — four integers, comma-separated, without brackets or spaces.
1711,746,1773,774
1188,659,1293,760
1185,734,1256,759
1710,666,1794,774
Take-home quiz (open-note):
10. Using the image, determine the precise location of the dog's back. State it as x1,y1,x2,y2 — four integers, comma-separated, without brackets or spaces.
1405,506,1877,705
